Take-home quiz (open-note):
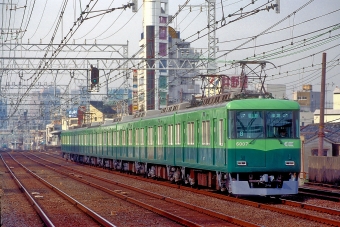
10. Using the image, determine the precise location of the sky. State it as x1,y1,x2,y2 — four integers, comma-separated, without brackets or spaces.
1,0,340,112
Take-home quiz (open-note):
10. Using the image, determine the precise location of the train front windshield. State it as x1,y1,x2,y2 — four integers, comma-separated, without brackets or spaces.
229,110,299,139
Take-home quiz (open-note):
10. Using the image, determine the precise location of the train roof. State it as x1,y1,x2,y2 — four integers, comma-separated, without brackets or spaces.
61,97,300,134
226,98,300,110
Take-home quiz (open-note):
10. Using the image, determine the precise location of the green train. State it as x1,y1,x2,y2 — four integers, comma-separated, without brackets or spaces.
61,97,301,196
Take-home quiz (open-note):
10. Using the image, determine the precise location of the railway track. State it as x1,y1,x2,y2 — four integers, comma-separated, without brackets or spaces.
298,186,340,202
1,152,113,227
22,151,257,227
36,151,340,226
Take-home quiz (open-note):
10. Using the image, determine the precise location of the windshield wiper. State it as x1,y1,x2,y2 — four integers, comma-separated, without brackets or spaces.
273,134,283,144
249,132,263,144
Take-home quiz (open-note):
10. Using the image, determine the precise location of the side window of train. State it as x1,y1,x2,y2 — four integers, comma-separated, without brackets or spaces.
135,128,139,145
158,126,163,145
112,131,116,145
140,128,145,145
128,129,133,145
202,120,210,145
122,130,126,145
148,126,153,145
117,131,120,145
187,122,194,145
104,132,107,146
219,119,224,146
175,123,181,145
168,124,173,145
108,131,112,146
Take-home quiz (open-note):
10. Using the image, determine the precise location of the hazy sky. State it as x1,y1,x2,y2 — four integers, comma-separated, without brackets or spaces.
1,0,339,105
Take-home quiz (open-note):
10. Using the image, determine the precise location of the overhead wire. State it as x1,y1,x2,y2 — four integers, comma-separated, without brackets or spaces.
27,0,48,40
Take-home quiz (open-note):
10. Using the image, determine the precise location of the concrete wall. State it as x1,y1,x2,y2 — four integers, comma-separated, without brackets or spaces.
309,156,340,183
302,138,333,179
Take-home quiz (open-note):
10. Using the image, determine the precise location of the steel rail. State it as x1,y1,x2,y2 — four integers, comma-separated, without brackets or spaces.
0,154,55,227
5,152,116,227
41,151,340,226
299,187,340,202
28,152,259,227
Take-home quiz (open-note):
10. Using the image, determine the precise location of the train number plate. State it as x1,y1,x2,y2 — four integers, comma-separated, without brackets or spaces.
236,142,249,146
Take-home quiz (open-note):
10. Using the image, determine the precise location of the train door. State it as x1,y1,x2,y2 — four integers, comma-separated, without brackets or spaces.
147,125,156,160
103,131,107,156
212,118,217,166
128,128,134,159
165,123,175,165
156,124,165,162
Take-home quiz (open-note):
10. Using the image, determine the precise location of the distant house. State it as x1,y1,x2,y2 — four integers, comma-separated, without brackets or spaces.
61,101,116,130
89,101,116,122
300,123,340,178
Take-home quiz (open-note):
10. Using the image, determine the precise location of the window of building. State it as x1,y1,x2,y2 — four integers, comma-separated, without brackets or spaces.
159,16,167,23
159,26,167,39
187,122,194,145
160,2,166,13
311,149,328,156
159,43,167,56
159,60,167,73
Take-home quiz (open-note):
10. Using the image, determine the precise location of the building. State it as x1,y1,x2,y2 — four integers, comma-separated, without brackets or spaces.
0,97,7,129
300,123,340,179
27,87,61,130
138,0,169,111
106,88,132,115
293,84,321,112
61,101,116,130
314,86,340,123
137,0,201,110
167,29,200,105
263,84,287,99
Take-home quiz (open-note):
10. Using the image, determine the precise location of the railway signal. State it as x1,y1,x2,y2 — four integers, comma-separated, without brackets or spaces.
90,65,99,85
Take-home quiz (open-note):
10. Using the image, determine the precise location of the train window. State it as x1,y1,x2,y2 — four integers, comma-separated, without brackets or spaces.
294,110,300,138
202,121,210,145
148,127,153,145
140,128,145,145
187,122,194,145
265,111,294,138
175,123,181,145
108,132,112,146
235,111,264,139
128,129,133,145
98,133,102,146
168,124,173,145
219,119,224,146
117,131,120,145
113,131,117,145
158,126,163,145
135,129,139,145
103,132,107,146
122,130,126,145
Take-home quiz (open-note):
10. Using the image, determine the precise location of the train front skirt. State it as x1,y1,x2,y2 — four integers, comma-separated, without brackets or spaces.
230,180,298,195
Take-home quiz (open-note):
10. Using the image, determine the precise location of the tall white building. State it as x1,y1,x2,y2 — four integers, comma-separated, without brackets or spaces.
138,0,169,111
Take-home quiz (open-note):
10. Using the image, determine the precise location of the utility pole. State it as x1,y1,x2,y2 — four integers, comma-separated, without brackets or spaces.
318,53,326,156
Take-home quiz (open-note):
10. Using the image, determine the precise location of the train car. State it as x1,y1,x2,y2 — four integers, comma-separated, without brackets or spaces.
61,96,301,196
